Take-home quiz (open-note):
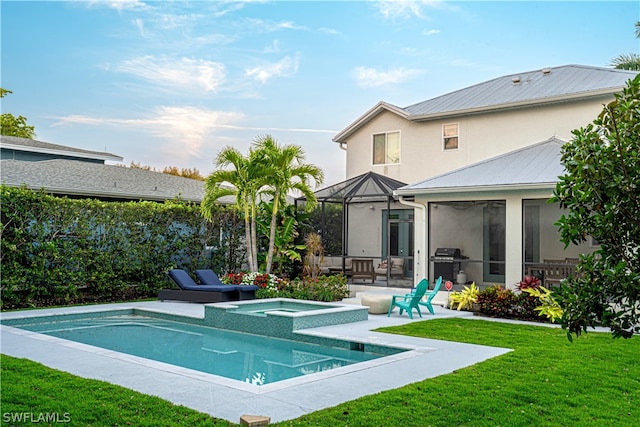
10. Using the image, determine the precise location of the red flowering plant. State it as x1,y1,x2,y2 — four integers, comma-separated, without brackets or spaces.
222,272,245,285
516,275,541,291
221,272,282,289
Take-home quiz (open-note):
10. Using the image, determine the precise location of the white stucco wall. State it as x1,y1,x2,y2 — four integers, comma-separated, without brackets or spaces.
344,97,609,184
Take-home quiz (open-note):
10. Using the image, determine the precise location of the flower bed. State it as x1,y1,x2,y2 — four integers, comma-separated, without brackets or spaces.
220,272,349,302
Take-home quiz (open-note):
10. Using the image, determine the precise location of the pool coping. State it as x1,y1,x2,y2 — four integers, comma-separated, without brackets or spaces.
1,301,512,423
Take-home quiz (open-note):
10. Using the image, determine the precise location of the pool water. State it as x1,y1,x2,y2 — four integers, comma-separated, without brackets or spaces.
229,300,337,315
11,314,387,385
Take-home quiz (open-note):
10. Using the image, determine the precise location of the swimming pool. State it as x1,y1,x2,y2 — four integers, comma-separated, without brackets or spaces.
5,309,405,385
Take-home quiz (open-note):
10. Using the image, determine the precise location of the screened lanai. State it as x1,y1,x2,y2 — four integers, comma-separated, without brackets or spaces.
297,171,411,282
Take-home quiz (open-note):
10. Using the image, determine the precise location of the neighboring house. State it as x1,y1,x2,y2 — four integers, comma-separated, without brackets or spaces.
1,135,228,204
332,65,639,288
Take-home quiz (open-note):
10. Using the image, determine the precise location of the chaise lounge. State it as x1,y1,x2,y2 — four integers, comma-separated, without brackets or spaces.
195,269,258,300
158,269,239,303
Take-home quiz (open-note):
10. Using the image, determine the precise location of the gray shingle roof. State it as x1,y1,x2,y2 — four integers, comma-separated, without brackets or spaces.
404,65,638,119
1,159,236,203
396,137,566,195
0,135,123,162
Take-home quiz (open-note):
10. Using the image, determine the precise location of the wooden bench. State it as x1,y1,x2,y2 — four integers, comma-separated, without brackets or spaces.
526,259,577,287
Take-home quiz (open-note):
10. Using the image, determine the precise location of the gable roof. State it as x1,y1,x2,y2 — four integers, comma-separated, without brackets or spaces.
334,65,639,143
0,135,123,163
0,159,233,203
395,137,566,196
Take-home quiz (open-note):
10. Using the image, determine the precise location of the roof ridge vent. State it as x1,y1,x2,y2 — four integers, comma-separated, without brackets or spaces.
511,76,521,84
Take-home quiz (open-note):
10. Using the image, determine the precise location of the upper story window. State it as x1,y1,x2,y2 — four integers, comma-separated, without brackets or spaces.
443,123,459,150
373,131,400,165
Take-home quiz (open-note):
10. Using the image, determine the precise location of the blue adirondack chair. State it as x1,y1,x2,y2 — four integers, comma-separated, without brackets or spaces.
419,276,443,315
401,276,443,315
387,279,428,319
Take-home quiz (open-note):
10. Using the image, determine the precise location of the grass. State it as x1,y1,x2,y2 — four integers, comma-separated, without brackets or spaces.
2,318,638,426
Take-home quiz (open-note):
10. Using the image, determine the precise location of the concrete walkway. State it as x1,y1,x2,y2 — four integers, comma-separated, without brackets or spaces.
1,300,510,424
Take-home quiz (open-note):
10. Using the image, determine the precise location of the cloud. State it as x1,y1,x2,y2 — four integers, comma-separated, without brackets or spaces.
423,29,440,36
132,18,146,37
51,107,336,168
245,55,299,84
353,66,423,87
52,106,245,162
117,56,226,92
87,0,150,12
375,0,443,20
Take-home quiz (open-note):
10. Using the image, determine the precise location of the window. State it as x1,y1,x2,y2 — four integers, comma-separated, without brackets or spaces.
372,131,400,165
443,123,458,150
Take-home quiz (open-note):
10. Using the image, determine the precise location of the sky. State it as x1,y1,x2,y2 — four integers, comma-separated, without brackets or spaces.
2,0,639,187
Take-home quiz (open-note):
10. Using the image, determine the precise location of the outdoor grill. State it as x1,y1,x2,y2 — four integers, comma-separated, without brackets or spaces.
432,248,463,283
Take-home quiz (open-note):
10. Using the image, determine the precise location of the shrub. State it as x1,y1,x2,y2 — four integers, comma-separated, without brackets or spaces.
1,186,243,310
448,282,479,311
517,275,541,291
254,273,348,302
477,285,515,317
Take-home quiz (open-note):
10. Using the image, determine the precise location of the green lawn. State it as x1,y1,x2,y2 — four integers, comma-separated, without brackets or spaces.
2,318,638,426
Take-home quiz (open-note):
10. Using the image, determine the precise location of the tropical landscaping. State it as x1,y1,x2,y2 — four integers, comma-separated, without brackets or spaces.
2,318,638,426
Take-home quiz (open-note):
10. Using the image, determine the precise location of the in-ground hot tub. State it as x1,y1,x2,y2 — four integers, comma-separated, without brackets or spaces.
204,298,369,339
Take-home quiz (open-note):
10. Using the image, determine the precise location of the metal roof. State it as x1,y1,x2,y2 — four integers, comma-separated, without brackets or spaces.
334,65,639,143
0,135,123,162
404,65,638,119
396,137,566,195
307,171,406,203
0,159,235,203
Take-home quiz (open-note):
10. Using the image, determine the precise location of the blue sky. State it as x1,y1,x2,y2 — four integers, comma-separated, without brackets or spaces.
2,1,639,187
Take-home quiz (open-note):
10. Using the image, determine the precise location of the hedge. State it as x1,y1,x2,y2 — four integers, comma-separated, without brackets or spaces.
0,186,244,309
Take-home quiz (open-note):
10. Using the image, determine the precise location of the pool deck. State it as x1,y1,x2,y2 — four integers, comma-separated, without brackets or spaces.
1,300,511,424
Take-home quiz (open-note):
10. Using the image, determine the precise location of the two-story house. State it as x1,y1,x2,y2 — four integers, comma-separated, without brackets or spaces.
332,65,638,288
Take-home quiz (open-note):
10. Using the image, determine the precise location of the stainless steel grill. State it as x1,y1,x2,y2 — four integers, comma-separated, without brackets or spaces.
431,248,463,283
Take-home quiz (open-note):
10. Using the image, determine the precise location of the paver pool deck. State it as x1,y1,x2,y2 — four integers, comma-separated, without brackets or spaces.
1,301,511,423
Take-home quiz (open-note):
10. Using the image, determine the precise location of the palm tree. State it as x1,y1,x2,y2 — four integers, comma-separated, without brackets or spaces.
611,21,640,71
252,135,324,274
201,146,265,272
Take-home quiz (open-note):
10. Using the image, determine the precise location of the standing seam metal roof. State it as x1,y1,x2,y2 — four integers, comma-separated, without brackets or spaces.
396,137,566,194
403,65,638,117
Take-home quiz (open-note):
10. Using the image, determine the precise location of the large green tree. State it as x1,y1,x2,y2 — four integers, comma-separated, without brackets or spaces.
551,74,640,339
610,21,640,71
1,89,36,139
201,146,266,272
252,135,323,274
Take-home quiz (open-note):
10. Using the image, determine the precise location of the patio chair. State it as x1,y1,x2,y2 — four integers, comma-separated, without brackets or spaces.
416,276,443,315
350,259,375,283
158,269,238,303
387,279,428,319
195,269,258,300
401,276,442,315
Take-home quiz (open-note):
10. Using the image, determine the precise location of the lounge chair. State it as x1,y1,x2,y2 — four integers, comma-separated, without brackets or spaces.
195,269,259,300
158,269,238,303
387,279,428,319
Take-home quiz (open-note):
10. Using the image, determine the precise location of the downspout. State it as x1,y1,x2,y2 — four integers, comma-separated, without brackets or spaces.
339,142,347,151
397,195,427,284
